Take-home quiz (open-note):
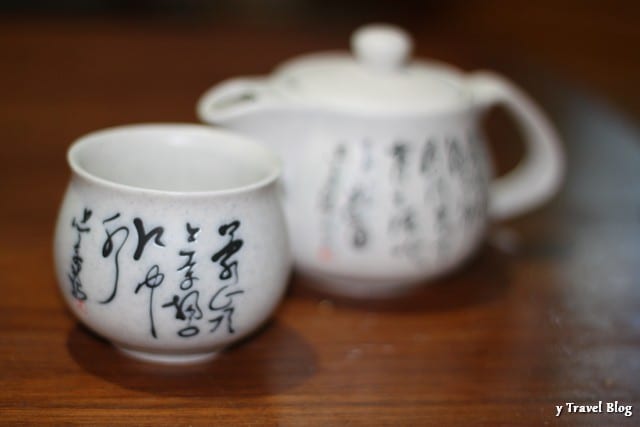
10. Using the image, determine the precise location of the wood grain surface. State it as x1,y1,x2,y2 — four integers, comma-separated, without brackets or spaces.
1,3,639,425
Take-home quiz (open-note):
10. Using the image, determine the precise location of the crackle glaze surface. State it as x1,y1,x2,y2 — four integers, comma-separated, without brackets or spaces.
53,125,291,363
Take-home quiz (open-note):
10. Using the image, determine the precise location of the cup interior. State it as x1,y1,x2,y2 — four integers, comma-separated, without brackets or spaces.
68,124,279,193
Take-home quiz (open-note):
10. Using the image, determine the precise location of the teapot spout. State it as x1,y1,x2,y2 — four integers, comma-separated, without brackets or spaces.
197,77,289,128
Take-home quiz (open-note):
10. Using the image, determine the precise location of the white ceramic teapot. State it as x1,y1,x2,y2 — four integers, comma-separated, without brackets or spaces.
198,24,564,298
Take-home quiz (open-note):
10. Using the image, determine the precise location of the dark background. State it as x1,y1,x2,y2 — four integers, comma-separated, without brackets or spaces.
3,0,640,111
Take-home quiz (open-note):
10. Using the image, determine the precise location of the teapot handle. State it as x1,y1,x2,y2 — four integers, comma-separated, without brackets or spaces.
468,71,565,220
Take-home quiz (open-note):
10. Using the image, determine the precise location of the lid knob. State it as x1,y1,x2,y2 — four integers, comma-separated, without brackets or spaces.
351,24,413,72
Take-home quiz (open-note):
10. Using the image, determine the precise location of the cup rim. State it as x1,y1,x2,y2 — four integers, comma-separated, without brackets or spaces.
67,123,282,197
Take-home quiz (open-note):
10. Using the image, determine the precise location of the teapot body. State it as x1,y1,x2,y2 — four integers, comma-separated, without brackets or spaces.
229,109,492,297
198,24,565,297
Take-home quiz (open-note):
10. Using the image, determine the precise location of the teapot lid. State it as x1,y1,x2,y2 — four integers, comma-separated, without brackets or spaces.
271,24,471,114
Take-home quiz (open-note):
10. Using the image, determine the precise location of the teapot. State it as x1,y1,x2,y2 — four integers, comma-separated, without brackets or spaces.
197,24,564,298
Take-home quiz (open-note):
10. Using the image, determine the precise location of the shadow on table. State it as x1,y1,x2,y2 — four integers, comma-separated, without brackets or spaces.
290,243,513,313
67,319,317,397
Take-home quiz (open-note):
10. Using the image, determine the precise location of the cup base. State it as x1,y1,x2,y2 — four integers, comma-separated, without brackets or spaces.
116,346,219,365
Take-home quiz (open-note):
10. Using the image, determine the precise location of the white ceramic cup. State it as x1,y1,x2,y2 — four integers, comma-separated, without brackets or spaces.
53,124,291,364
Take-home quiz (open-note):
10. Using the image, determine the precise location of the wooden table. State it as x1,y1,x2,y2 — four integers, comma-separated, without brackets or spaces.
1,9,639,425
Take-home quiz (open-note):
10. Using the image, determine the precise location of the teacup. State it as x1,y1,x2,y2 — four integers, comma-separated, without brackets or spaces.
53,124,291,364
